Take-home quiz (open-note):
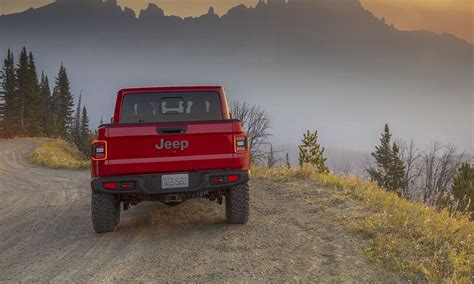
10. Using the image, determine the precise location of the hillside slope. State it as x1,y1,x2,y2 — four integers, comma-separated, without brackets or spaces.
1,139,472,281
0,139,404,281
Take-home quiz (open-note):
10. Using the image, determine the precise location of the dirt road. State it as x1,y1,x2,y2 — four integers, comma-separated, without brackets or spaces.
0,139,402,282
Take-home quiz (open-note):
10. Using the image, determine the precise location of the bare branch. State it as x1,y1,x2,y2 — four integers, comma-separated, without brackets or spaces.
231,100,272,165
419,142,464,205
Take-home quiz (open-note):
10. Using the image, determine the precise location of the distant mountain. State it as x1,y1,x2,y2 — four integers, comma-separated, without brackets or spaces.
0,0,472,151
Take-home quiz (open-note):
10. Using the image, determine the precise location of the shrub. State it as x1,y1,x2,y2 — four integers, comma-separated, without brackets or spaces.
28,139,89,169
452,163,474,219
253,166,473,281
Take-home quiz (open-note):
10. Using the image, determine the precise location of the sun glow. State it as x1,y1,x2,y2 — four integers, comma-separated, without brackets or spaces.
0,0,472,43
361,0,473,43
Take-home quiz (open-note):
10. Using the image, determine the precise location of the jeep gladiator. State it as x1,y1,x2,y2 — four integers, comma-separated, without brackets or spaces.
91,86,250,233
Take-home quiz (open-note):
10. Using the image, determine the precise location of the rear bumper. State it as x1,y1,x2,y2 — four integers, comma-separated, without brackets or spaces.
91,169,249,195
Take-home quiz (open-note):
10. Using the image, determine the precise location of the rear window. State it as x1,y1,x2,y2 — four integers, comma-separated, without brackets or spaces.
120,92,223,123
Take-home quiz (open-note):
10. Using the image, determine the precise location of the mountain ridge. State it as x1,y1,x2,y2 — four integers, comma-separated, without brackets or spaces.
0,0,474,45
0,0,472,151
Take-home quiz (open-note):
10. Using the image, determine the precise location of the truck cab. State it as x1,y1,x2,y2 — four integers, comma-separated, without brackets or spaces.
91,86,250,233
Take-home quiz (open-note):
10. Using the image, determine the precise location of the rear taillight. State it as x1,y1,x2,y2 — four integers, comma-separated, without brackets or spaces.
210,175,240,185
92,140,107,160
102,181,135,191
228,175,240,183
103,182,116,190
234,135,248,153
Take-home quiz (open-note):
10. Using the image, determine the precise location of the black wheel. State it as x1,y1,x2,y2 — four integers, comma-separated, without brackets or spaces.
225,183,250,224
91,192,120,233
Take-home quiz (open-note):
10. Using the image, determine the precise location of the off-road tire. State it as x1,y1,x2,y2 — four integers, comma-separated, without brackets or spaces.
225,183,249,224
91,192,120,233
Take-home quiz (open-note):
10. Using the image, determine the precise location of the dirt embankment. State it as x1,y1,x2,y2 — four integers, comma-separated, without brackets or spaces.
0,139,402,282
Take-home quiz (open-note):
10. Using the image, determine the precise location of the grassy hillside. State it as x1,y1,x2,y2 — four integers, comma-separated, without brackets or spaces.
28,139,89,169
25,139,472,280
253,167,473,282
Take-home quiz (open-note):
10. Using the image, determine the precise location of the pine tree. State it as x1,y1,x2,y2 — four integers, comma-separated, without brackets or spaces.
15,47,29,135
79,105,91,156
267,144,275,168
367,124,406,194
452,163,474,218
0,62,5,134
1,50,17,137
47,87,60,137
73,92,82,145
286,152,291,168
367,124,392,189
298,130,328,173
52,63,74,139
0,49,17,137
23,51,43,136
389,142,407,191
39,72,51,134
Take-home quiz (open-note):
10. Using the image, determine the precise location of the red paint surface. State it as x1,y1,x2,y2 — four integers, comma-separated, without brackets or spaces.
92,86,250,178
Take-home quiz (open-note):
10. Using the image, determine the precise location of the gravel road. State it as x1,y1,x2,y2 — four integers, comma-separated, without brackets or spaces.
0,139,402,282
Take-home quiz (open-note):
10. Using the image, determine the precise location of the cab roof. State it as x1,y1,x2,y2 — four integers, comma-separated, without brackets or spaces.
118,86,224,94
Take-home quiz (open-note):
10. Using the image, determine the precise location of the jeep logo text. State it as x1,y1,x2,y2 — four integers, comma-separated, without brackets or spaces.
155,139,189,151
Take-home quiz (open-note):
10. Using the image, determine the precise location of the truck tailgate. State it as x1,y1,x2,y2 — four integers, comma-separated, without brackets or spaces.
105,121,235,176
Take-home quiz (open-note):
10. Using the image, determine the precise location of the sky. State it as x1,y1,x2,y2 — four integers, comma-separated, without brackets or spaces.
0,0,472,43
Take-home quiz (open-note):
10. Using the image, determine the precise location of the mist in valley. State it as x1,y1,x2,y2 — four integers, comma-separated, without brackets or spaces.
0,0,472,171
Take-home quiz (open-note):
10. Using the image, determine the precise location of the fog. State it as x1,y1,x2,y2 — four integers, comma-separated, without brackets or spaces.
0,0,472,154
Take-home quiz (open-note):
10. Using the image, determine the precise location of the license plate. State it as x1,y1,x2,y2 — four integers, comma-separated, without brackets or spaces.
161,174,189,189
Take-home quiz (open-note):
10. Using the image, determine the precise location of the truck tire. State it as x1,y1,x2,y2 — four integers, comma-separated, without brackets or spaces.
91,192,120,233
226,183,249,224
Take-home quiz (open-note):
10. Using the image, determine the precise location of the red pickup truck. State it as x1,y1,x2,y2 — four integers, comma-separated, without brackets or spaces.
90,86,250,233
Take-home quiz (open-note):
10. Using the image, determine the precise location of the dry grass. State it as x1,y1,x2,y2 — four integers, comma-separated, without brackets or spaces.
28,139,89,170
253,166,473,282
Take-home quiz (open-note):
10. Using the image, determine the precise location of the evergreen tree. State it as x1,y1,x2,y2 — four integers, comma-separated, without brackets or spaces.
298,130,328,173
267,144,275,168
52,63,74,139
48,86,61,137
452,163,474,218
286,152,291,169
72,92,82,144
367,124,392,189
79,105,91,156
0,64,4,134
389,142,407,191
367,124,406,194
39,72,51,134
23,51,43,136
2,50,20,137
15,47,29,135
1,50,18,137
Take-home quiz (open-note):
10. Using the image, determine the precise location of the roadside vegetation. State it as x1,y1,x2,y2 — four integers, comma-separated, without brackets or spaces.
28,139,89,169
0,47,94,156
253,166,473,282
251,122,472,281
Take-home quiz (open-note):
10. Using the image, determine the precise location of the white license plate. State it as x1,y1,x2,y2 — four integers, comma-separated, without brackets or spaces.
161,174,189,189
